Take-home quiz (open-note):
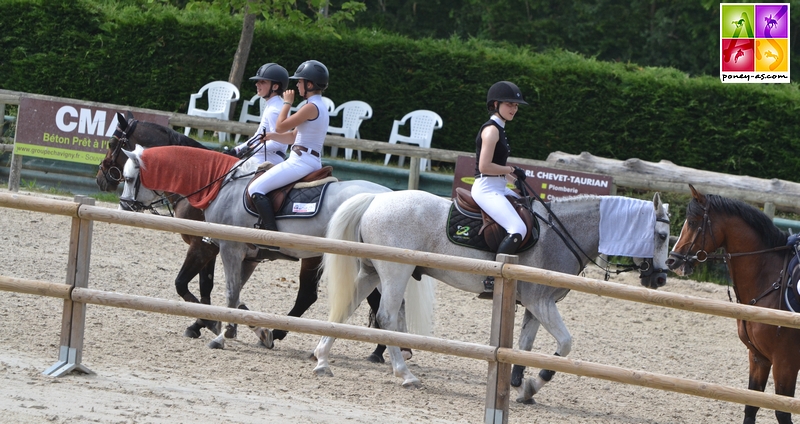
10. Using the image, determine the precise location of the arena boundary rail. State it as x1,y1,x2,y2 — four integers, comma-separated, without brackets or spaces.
3,192,800,423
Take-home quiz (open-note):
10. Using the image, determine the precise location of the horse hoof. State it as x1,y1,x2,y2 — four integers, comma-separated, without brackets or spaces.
402,378,422,389
366,353,385,364
208,340,224,349
204,320,221,336
515,397,536,405
184,322,203,339
401,348,412,361
224,324,237,339
314,366,334,377
256,329,274,349
272,329,287,340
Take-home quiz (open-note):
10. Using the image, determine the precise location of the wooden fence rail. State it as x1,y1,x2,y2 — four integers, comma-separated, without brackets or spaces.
3,192,800,421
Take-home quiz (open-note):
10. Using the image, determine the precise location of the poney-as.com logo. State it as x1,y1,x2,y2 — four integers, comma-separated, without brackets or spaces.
720,3,790,83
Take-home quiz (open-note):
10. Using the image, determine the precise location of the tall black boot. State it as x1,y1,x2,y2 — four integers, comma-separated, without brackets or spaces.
482,233,524,295
251,193,279,250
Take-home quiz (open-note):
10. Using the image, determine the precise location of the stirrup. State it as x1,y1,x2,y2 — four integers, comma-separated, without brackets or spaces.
483,276,495,292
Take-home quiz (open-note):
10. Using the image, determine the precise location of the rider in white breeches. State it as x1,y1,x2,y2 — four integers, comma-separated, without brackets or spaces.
471,81,529,292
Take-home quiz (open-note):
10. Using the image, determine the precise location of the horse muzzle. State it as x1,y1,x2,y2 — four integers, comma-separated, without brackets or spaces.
666,251,694,277
638,260,667,289
118,199,145,212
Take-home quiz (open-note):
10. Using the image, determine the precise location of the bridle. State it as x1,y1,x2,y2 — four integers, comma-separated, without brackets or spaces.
99,120,138,187
668,199,790,265
118,159,176,216
668,198,792,304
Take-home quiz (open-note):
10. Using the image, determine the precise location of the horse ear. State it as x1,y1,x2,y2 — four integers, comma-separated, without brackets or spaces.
116,112,127,130
688,184,706,204
653,192,662,210
126,111,134,122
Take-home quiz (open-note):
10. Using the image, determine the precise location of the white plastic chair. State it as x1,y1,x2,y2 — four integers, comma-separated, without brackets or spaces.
183,81,240,143
291,96,335,115
235,94,267,143
326,101,373,161
383,110,443,172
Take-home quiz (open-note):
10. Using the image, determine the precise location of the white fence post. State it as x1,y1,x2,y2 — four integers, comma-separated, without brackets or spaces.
43,195,95,376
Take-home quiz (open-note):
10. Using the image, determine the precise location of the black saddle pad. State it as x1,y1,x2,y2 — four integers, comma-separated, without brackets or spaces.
243,182,331,219
446,202,537,253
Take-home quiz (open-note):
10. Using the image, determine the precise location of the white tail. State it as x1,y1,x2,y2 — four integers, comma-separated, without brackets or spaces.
404,275,436,336
323,193,378,323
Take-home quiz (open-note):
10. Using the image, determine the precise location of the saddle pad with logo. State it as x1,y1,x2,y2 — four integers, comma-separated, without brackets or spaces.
446,202,537,253
243,182,331,219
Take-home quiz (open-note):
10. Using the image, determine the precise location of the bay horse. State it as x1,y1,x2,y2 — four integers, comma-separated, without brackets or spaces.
314,189,670,401
120,145,434,354
97,112,222,338
101,113,407,362
667,185,798,424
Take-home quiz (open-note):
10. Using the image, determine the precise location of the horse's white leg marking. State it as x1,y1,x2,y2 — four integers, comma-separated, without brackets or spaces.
518,297,572,402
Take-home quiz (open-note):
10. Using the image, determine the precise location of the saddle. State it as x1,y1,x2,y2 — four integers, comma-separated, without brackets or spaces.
243,166,336,215
450,187,538,253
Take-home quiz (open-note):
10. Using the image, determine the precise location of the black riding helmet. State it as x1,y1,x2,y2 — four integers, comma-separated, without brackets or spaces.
290,60,329,93
249,63,290,96
486,81,528,113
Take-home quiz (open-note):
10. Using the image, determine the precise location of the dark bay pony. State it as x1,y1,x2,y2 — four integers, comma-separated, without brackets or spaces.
97,112,221,338
99,113,399,362
667,185,798,424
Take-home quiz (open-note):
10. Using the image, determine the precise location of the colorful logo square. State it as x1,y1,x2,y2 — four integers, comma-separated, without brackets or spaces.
720,3,790,83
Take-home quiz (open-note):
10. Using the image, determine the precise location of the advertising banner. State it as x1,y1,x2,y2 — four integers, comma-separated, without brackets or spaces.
720,3,790,83
14,98,170,165
452,155,613,200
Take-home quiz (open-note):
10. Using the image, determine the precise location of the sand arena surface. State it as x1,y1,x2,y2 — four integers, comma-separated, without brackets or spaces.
0,191,762,423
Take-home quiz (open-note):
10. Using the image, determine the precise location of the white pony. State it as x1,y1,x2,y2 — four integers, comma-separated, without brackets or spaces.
314,189,670,403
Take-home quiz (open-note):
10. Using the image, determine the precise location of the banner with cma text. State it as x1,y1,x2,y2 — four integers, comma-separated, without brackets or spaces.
720,3,790,83
14,98,170,165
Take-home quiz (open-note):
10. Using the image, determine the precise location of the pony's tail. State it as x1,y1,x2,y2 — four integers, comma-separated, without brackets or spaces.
323,193,378,323
404,275,437,337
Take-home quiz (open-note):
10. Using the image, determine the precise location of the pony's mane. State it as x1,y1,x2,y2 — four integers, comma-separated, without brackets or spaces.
691,194,787,247
135,122,209,150
549,194,603,204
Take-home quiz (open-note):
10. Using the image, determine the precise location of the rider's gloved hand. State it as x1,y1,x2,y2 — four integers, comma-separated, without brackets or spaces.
512,166,527,181
223,148,238,157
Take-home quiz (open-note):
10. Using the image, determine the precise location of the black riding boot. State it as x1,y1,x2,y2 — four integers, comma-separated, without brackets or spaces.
482,233,524,295
251,193,279,250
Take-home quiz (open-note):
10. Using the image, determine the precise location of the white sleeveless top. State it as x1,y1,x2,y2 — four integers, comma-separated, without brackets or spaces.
293,94,329,154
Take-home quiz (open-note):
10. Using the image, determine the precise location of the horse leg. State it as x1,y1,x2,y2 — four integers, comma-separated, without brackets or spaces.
743,349,771,423
366,288,387,363
313,268,380,377
770,356,797,424
197,258,220,335
511,309,540,402
518,297,572,404
176,240,219,338
232,259,275,349
374,278,420,388
208,243,248,350
274,257,322,341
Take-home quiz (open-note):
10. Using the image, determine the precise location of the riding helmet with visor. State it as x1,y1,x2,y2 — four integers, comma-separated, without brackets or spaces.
486,81,528,112
249,63,289,95
290,60,329,92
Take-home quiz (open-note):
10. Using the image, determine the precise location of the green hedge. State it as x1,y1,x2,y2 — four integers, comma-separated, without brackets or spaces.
2,0,799,181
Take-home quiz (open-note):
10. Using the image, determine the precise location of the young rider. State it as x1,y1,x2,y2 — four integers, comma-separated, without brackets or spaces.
471,81,529,293
225,63,289,165
247,60,330,247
